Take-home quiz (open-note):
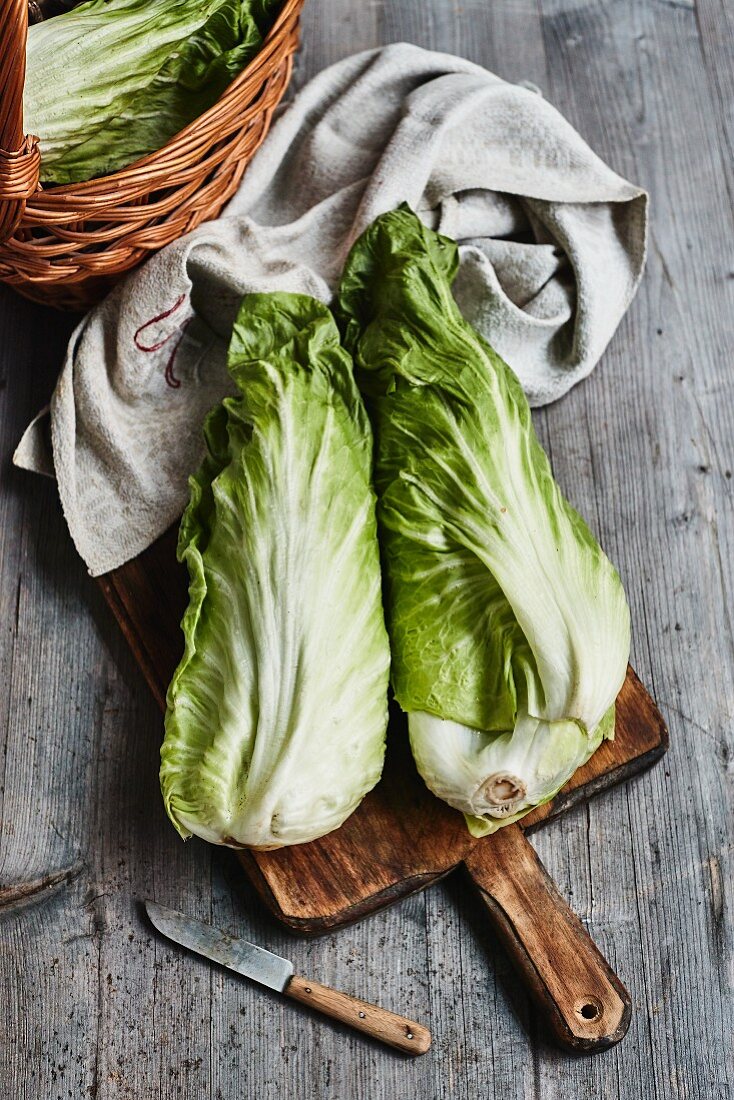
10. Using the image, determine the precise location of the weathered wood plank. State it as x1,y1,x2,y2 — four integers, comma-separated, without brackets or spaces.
532,1,734,1098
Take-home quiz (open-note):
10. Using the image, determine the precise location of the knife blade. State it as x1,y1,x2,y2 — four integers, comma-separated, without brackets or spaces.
145,900,431,1056
146,900,293,991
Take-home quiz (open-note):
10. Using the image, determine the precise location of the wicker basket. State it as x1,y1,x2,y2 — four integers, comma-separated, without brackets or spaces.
0,0,304,310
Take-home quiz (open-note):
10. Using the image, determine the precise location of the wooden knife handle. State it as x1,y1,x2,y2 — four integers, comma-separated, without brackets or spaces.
285,973,431,1056
464,824,631,1053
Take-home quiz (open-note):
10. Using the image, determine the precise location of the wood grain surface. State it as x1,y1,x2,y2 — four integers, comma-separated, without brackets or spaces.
0,1,732,1097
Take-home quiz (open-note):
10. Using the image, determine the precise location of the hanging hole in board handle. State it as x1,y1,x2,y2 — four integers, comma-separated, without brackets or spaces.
575,998,603,1022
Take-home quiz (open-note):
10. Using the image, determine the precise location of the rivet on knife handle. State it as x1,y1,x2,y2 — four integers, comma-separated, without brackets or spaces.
285,974,431,1055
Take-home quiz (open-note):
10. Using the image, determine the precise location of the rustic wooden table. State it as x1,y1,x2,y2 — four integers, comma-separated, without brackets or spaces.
1,1,731,1097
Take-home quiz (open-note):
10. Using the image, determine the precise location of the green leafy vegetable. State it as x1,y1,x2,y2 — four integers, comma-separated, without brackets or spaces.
337,207,630,835
24,0,281,184
161,293,390,849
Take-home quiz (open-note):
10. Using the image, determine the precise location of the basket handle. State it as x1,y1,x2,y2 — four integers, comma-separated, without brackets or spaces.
0,0,41,243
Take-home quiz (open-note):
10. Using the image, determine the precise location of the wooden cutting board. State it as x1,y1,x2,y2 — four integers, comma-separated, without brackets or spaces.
99,526,667,1054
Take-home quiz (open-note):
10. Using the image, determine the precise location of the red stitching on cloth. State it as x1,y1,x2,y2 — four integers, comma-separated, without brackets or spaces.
133,294,189,388
164,319,191,390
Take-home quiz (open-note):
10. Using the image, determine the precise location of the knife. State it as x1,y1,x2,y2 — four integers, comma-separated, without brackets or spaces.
145,900,431,1055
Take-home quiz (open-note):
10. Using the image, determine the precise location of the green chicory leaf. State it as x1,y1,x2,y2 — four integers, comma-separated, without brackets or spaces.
161,293,390,849
24,0,281,184
336,207,631,835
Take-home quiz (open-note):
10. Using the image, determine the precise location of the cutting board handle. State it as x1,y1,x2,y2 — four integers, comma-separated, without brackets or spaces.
463,824,631,1052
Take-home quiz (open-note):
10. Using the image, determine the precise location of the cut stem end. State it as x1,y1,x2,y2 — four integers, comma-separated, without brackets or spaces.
478,773,527,818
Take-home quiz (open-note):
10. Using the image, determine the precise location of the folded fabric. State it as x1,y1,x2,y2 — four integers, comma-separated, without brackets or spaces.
14,42,647,576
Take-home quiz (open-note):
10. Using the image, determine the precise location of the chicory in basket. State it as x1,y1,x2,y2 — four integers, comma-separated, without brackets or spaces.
24,0,282,184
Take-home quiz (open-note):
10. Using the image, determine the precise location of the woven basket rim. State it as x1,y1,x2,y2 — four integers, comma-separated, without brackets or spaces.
26,0,303,198
0,0,303,308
